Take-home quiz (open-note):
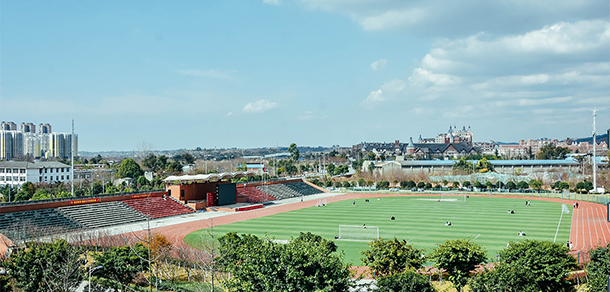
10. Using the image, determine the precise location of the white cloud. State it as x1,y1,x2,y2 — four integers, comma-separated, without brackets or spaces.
518,96,572,106
225,112,234,117
358,8,427,31
178,69,236,78
297,111,316,120
263,0,281,5
370,58,388,71
242,99,278,113
364,89,384,103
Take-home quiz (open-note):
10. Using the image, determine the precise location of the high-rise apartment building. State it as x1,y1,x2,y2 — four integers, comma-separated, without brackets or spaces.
38,123,52,134
1,122,17,131
20,122,36,133
0,122,77,160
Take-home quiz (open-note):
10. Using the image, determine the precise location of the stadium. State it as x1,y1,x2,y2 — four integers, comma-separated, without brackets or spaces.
1,175,609,289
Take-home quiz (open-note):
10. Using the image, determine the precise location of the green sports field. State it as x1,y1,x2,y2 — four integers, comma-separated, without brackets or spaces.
184,195,572,265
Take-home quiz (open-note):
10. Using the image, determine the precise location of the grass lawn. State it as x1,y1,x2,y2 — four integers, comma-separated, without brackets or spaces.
184,195,572,265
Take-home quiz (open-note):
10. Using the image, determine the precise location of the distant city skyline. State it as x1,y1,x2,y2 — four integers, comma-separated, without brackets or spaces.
1,1,608,151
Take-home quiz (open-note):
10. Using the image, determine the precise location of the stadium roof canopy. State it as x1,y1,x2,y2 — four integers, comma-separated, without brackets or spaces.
164,171,262,184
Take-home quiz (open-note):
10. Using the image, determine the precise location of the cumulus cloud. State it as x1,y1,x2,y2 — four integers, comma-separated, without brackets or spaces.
370,58,388,71
297,111,316,120
361,19,609,127
358,8,426,31
242,99,278,113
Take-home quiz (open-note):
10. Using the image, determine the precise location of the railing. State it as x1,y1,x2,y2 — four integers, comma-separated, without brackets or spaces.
332,188,610,205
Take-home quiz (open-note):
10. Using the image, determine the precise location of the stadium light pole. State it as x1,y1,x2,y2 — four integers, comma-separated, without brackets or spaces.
71,119,74,197
592,109,597,192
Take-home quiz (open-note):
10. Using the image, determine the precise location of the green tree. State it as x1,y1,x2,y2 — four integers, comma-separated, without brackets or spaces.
453,157,473,173
417,182,425,188
157,155,168,170
31,190,50,200
586,243,610,292
517,181,529,189
429,238,487,292
406,181,416,188
136,176,149,187
92,244,149,292
575,180,594,193
116,158,144,179
470,264,538,292
326,162,336,176
375,270,436,292
530,179,543,191
7,239,85,292
217,232,353,292
182,153,195,164
288,143,300,163
452,181,460,188
361,237,423,276
462,181,471,188
400,181,408,188
358,178,366,187
536,143,570,160
506,181,516,190
142,154,158,171
475,158,494,173
496,240,577,292
343,181,351,188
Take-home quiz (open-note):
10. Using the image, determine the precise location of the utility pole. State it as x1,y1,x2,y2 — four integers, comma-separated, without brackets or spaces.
592,109,598,192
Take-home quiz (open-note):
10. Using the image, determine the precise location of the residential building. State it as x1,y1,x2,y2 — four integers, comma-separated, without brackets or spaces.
19,122,35,133
38,123,52,134
0,122,16,131
0,161,72,187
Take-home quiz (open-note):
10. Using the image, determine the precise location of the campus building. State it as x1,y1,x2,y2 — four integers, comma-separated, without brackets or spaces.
0,161,72,187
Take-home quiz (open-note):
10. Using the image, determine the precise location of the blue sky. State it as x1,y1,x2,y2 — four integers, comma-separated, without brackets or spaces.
1,0,608,151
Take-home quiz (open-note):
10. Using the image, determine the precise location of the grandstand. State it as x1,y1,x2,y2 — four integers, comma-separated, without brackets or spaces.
58,201,149,229
256,181,324,200
237,186,276,203
0,208,82,239
124,196,194,219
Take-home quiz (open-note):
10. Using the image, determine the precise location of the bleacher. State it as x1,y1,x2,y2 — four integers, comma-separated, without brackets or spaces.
0,208,82,239
123,196,194,219
238,186,277,203
284,181,324,196
58,201,149,229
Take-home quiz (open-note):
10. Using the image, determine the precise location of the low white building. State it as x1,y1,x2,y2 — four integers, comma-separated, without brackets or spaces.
0,161,72,187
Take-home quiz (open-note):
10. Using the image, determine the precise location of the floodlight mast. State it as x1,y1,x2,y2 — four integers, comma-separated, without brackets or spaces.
71,119,74,197
592,109,597,192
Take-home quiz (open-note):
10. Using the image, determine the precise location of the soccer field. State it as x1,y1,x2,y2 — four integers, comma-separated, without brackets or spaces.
184,195,572,265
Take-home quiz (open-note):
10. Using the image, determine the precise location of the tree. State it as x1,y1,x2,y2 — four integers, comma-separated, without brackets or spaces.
470,264,538,292
586,243,610,292
506,181,516,190
462,181,471,188
288,143,299,163
343,181,351,188
142,154,158,171
7,239,85,292
361,237,423,277
575,180,593,193
530,179,543,191
429,238,487,292
453,181,460,188
182,153,195,164
496,240,578,292
536,143,570,160
517,181,529,190
116,158,144,179
453,157,473,173
157,155,168,170
326,162,336,176
406,180,416,188
136,176,149,188
400,181,408,188
417,182,425,188
475,158,494,173
358,178,366,187
31,190,50,200
375,270,436,292
217,232,353,291
92,244,149,292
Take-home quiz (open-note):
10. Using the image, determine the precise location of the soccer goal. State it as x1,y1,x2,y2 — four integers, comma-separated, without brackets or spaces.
338,225,379,241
